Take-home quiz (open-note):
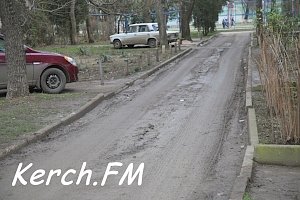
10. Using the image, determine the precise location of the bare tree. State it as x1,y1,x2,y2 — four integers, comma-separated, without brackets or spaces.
155,0,169,48
86,15,95,43
241,0,256,21
70,0,77,45
87,0,119,14
0,0,29,99
179,0,195,41
142,0,154,22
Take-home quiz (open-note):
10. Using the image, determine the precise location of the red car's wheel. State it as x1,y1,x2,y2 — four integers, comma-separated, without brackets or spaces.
41,68,66,94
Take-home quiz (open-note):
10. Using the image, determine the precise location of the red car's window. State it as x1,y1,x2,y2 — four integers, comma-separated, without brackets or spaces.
0,38,5,52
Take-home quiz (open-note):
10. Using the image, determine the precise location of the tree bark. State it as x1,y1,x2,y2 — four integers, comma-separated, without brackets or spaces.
86,16,94,43
0,0,29,99
70,0,77,45
256,0,263,43
297,73,300,143
180,0,195,41
143,0,153,23
155,0,168,49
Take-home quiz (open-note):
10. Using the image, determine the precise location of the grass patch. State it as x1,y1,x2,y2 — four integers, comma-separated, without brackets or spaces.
252,85,264,92
0,99,43,144
37,44,111,57
219,28,255,32
190,31,218,39
0,91,87,147
243,192,252,200
34,92,83,101
253,88,282,144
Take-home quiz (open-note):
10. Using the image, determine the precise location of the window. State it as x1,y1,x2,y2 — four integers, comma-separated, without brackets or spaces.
138,25,149,32
152,24,158,31
129,26,138,33
0,38,5,52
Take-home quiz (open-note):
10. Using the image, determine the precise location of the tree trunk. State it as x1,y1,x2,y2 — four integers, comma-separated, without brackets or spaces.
70,0,77,45
244,5,249,20
0,0,29,99
86,16,94,43
256,0,263,43
155,0,168,49
180,0,195,41
297,73,300,143
143,0,153,23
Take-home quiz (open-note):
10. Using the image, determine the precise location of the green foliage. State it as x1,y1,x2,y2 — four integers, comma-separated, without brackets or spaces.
36,43,111,57
265,10,300,48
47,0,88,38
24,10,55,47
268,10,299,33
243,192,252,200
23,0,89,46
193,0,226,36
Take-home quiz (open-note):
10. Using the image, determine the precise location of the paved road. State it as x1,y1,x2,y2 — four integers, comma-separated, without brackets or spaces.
0,32,251,200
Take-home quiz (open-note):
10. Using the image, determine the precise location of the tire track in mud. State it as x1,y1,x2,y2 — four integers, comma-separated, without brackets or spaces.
0,32,251,200
87,37,231,165
194,33,250,200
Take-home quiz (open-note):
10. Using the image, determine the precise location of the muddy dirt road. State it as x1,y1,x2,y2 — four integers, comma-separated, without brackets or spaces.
0,32,250,200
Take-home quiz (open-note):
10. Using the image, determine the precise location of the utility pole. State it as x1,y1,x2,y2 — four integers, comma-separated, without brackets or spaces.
292,0,295,16
227,1,230,28
262,0,264,24
234,0,236,28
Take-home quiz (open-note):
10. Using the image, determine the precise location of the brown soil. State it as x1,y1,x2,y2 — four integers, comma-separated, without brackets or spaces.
77,47,184,81
0,46,189,151
251,43,284,145
248,163,300,200
248,37,300,200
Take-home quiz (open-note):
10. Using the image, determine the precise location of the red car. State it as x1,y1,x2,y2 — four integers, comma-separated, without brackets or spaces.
0,34,78,94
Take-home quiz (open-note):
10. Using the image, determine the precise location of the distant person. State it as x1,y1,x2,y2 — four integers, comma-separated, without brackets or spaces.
225,19,229,28
222,19,226,29
231,18,235,27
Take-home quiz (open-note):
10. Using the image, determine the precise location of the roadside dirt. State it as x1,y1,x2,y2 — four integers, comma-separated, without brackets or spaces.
0,43,192,151
77,47,180,81
248,164,300,200
251,44,283,144
0,32,250,200
0,77,132,150
248,38,300,200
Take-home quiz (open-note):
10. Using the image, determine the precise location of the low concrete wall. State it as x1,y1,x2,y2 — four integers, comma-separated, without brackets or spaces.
254,144,300,166
248,108,259,145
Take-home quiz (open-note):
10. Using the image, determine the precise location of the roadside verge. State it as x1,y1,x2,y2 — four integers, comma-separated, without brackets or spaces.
229,32,255,200
0,46,194,160
230,32,300,200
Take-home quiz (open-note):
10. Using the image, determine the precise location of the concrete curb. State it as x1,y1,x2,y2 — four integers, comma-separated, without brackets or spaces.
254,144,300,166
138,47,193,80
248,108,259,145
230,146,254,200
246,44,253,108
229,32,255,200
230,105,259,200
0,46,194,161
0,93,105,160
231,31,300,199
197,34,218,47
